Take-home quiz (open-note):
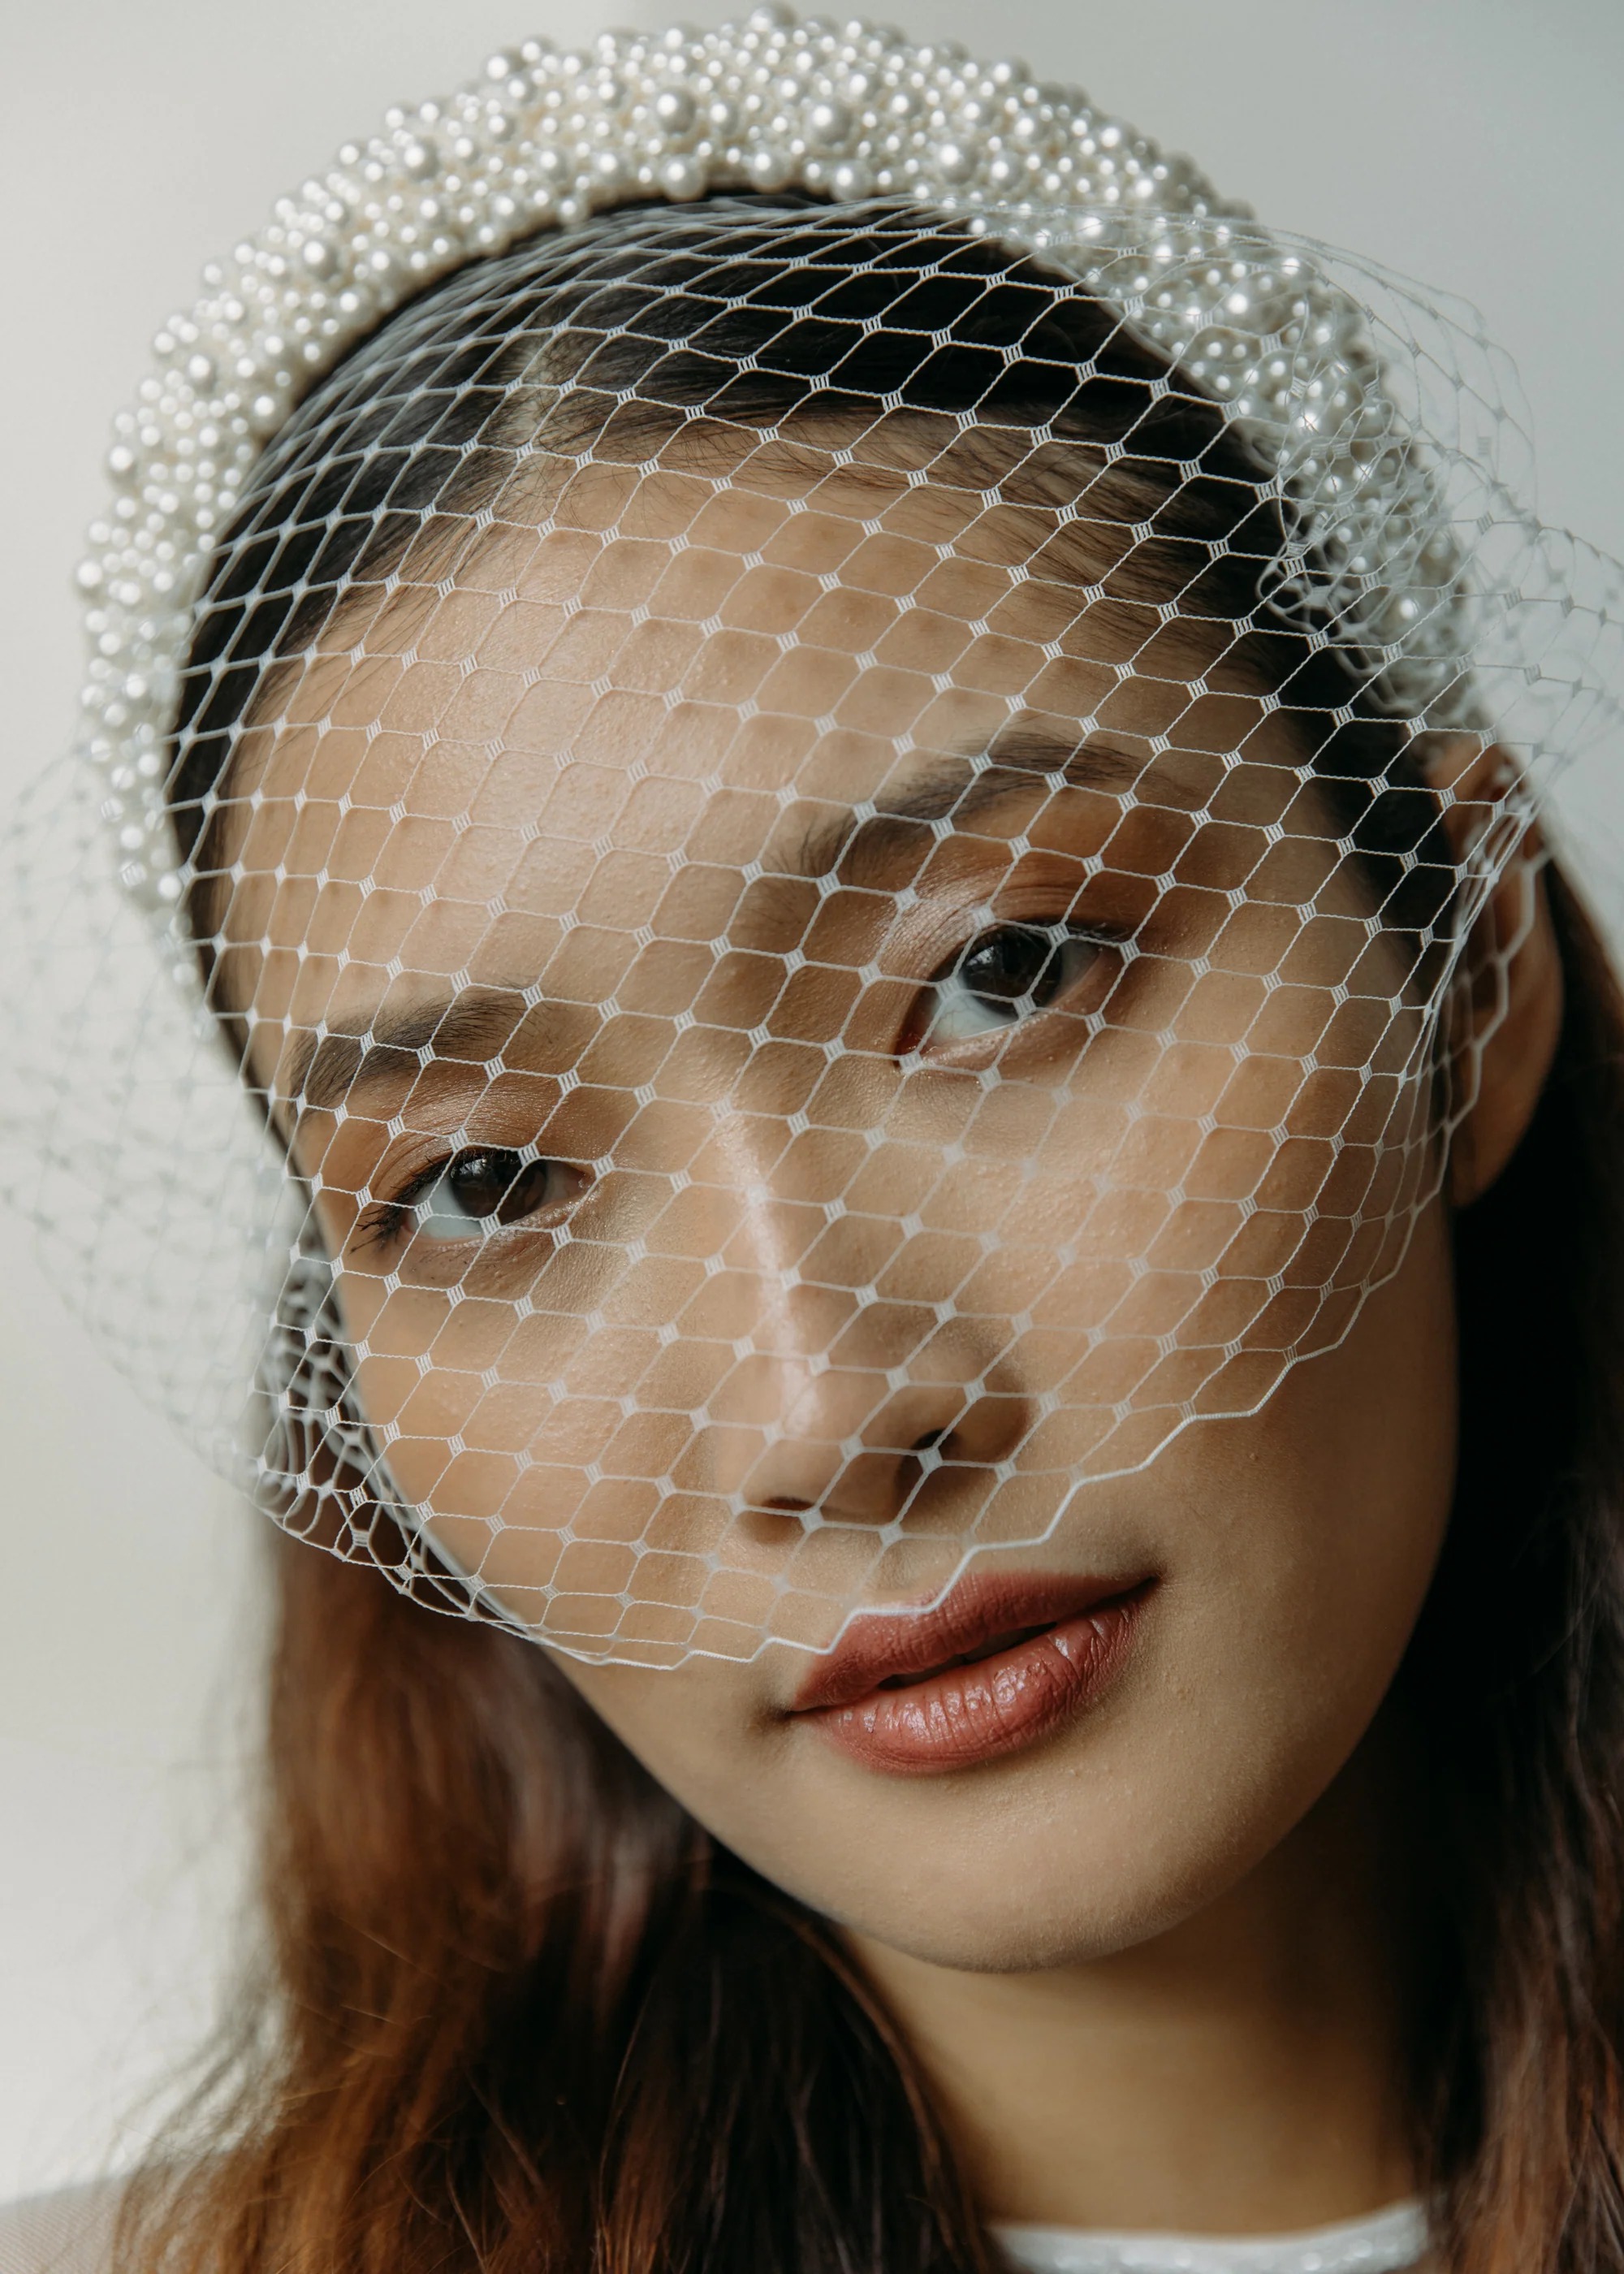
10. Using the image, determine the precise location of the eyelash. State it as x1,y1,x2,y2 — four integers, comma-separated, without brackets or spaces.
352,1147,590,1259
905,918,1132,1055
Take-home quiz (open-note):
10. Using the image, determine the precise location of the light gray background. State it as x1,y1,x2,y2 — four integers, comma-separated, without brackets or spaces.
3,0,1622,2197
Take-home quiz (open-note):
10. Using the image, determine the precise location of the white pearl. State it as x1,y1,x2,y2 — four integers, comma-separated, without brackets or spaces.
745,144,792,187
806,97,851,144
654,86,697,134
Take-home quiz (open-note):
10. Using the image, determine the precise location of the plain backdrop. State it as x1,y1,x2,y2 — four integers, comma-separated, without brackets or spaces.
3,0,1623,2198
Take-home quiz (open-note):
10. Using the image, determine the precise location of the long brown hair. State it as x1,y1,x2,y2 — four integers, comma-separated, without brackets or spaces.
123,198,1624,2272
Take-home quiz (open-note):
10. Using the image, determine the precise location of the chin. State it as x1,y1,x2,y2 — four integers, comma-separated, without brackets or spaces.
830,1870,1190,1974
788,1744,1334,1977
860,1900,1140,1974
778,1813,1229,1974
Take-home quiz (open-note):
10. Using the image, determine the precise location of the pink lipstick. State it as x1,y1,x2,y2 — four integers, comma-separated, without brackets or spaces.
789,1571,1152,1775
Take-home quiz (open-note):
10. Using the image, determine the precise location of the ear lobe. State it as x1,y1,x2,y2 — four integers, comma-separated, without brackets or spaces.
1429,741,1564,1208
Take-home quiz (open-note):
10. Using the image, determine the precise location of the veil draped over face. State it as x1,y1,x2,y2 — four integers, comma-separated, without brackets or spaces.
4,11,1622,1666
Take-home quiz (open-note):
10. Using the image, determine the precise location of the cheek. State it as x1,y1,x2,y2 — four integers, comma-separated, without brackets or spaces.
1204,1198,1458,1725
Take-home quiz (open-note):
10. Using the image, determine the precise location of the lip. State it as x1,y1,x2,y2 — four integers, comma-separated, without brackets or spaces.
788,1571,1154,1776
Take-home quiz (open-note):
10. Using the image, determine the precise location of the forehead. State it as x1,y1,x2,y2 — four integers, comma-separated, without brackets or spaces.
213,453,1298,1040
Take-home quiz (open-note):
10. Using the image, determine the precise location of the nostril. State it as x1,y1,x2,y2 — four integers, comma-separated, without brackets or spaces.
734,1499,818,1550
910,1427,954,1462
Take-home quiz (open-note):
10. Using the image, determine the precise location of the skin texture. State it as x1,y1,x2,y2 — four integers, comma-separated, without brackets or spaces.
216,436,1561,2238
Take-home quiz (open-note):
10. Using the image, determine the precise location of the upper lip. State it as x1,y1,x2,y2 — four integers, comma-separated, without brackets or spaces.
788,1570,1151,1715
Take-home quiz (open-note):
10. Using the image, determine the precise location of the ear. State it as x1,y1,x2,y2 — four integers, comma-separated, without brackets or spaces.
1427,740,1564,1208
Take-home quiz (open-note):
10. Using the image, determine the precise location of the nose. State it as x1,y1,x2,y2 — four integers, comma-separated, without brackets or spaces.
677,1104,1034,1531
737,1364,1027,1529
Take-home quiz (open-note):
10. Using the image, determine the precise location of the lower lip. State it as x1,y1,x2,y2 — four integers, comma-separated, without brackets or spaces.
796,1587,1149,1777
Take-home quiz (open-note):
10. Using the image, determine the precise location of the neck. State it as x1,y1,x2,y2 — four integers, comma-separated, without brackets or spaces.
848,1708,1432,2237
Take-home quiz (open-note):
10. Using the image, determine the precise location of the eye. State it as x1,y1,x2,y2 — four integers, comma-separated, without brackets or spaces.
915,923,1112,1052
400,1148,589,1245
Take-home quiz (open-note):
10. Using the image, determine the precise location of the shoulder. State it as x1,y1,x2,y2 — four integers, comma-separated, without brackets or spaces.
0,2182,123,2274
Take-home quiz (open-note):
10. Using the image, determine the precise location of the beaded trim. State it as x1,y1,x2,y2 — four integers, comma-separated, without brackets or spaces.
78,5,1467,931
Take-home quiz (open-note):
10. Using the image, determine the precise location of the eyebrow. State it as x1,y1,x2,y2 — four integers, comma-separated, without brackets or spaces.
272,724,1150,1119
278,989,538,1119
781,723,1147,889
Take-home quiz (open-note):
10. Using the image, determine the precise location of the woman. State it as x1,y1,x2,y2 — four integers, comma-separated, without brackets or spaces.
4,13,1622,2270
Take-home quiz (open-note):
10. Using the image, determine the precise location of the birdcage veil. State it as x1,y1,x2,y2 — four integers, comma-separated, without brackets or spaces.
5,10,1623,1667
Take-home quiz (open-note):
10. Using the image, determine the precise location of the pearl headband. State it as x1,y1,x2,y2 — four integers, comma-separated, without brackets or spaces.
83,4,1471,935
19,3,1618,1667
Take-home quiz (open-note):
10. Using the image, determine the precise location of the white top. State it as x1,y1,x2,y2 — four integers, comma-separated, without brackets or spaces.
0,2185,119,2274
996,2202,1428,2273
0,2184,1427,2274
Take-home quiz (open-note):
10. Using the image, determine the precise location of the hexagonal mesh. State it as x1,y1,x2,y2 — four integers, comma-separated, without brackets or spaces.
6,107,1623,1665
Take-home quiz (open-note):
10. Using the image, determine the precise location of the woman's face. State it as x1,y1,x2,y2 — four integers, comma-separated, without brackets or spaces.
221,440,1457,1967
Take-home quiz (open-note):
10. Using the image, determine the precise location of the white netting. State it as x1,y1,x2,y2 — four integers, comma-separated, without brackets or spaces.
6,27,1624,1667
